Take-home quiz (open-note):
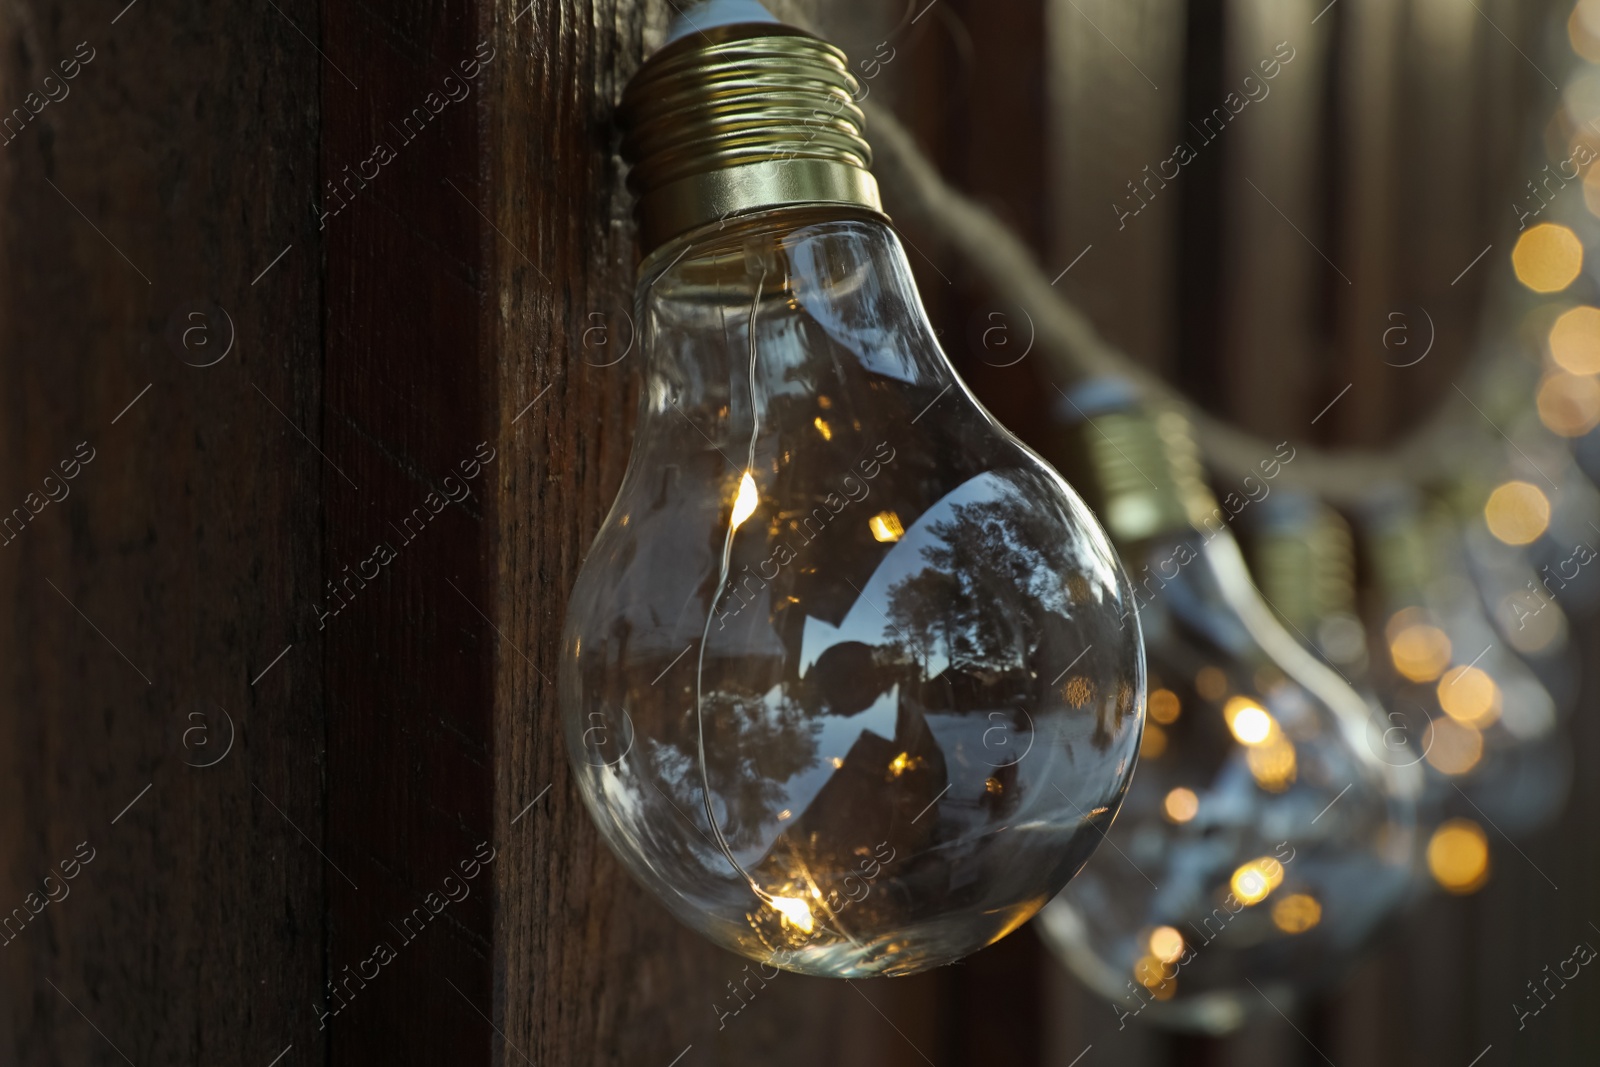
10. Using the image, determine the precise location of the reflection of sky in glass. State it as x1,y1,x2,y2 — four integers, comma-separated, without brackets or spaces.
799,470,1095,677
727,686,902,866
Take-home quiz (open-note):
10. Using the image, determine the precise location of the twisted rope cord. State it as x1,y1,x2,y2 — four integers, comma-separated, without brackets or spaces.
861,99,1482,504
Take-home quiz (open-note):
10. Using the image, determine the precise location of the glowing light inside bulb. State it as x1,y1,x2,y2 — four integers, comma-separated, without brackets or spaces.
1230,857,1285,906
1423,717,1484,776
1437,666,1501,728
1247,737,1298,792
1484,481,1550,546
1163,787,1199,823
868,511,904,542
1387,610,1452,682
1549,306,1600,374
1224,698,1274,745
1148,688,1181,724
1133,955,1176,998
1195,666,1228,701
1140,724,1168,759
813,416,833,440
1512,224,1583,293
1538,372,1600,437
730,472,759,529
769,895,815,933
888,751,913,777
1149,926,1185,964
1427,819,1490,894
1272,893,1322,934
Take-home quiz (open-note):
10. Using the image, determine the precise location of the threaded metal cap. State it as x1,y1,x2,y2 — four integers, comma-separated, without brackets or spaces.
1251,496,1358,627
1052,383,1218,544
620,21,885,254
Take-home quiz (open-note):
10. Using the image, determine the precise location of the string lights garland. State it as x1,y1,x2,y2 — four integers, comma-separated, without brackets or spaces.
857,100,1502,503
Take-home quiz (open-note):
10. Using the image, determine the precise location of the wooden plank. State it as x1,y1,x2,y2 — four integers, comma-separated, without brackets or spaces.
0,1,327,1063
319,0,498,1062
1219,0,1329,441
1328,0,1402,445
1047,0,1189,378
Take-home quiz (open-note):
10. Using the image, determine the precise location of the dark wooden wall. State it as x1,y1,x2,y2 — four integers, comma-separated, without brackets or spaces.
0,0,1594,1065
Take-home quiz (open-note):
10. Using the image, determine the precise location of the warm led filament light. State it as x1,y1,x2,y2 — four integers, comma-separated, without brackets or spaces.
1034,384,1415,1034
560,6,1144,979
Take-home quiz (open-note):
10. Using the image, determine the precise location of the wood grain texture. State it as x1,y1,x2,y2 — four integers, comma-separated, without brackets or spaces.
0,1,327,1064
318,0,499,1063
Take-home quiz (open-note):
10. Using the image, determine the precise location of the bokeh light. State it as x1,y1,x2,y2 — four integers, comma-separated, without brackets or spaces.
1424,717,1484,776
1484,481,1551,545
1549,305,1600,374
1149,688,1181,724
1271,894,1322,934
1247,737,1298,792
1427,819,1491,894
1387,609,1453,682
1437,666,1502,728
1230,857,1285,906
1141,723,1168,759
1149,926,1185,965
1538,372,1600,436
1512,224,1583,293
1133,954,1177,999
1224,698,1274,745
1163,787,1199,823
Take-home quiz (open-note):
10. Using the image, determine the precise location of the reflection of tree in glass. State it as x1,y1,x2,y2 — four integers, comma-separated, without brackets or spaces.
883,489,1075,676
653,685,821,851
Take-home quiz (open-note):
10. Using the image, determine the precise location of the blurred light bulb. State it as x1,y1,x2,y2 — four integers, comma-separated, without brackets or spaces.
562,6,1145,979
1361,493,1571,846
1033,386,1415,1034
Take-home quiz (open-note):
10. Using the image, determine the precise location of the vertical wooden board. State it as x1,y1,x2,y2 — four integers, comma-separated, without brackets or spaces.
1046,0,1188,376
1390,0,1486,433
934,0,1059,458
0,1,327,1065
319,0,498,1063
1220,0,1330,441
1328,0,1403,446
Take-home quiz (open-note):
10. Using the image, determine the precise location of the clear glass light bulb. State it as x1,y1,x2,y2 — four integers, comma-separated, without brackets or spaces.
1459,507,1581,715
1033,386,1415,1034
1360,493,1570,847
562,11,1145,976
